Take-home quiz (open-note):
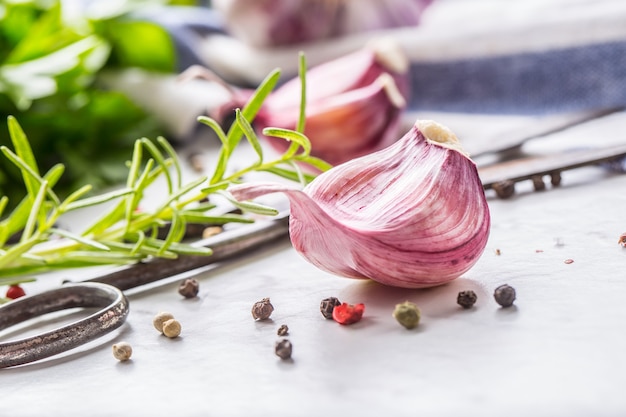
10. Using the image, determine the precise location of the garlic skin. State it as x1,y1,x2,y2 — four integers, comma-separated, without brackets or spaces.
229,120,491,289
256,43,409,166
213,0,434,47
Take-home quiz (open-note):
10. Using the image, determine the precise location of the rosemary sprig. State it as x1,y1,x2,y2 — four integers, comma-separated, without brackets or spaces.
0,57,330,292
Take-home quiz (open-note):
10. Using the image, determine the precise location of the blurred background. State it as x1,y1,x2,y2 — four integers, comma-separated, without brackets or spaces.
1,0,624,206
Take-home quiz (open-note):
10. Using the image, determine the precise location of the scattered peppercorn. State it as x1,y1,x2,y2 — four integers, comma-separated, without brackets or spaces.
494,249,501,256
531,175,546,191
392,301,420,329
188,153,205,173
619,233,626,247
202,226,223,239
320,297,341,319
178,278,200,298
457,290,478,309
252,297,274,321
277,324,289,336
332,302,365,325
564,259,574,264
162,319,182,338
494,284,516,308
492,180,515,199
5,284,25,300
153,311,175,333
275,339,293,360
112,342,133,361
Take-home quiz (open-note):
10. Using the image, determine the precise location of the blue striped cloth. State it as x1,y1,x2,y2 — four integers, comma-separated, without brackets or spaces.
143,0,626,116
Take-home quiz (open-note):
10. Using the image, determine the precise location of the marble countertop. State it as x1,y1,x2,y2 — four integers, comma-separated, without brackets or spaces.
2,111,626,417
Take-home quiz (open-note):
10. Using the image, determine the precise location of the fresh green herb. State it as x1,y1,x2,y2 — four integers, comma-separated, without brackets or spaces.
0,0,183,210
0,57,328,294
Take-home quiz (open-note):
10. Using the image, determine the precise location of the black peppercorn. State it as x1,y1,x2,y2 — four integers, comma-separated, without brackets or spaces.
320,297,341,319
492,180,515,199
252,297,274,320
178,278,200,298
277,324,289,336
457,290,477,309
494,284,516,308
275,339,292,360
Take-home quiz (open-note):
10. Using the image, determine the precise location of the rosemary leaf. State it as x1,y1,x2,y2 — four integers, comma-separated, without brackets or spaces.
217,190,279,216
21,180,47,243
178,212,254,224
297,51,307,134
197,116,229,151
296,155,334,172
64,187,134,212
49,228,110,251
157,136,182,190
7,116,40,198
158,209,182,256
0,197,8,221
140,137,173,193
103,240,178,258
0,146,60,206
261,166,317,184
262,128,312,157
140,238,213,256
236,108,263,166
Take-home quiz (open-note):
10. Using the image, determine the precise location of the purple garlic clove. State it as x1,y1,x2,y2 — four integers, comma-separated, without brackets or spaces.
230,120,491,289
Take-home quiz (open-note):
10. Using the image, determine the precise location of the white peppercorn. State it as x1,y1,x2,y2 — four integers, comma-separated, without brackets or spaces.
112,342,133,361
162,319,182,338
153,311,175,333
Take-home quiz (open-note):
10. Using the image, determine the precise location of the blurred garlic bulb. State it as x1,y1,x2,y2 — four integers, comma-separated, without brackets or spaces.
255,40,409,166
229,120,491,289
213,0,434,47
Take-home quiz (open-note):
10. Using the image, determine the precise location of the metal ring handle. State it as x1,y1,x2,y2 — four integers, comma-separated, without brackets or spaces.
0,283,129,369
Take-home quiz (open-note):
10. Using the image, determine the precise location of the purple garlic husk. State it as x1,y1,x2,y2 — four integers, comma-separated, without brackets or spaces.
229,120,491,289
213,0,435,47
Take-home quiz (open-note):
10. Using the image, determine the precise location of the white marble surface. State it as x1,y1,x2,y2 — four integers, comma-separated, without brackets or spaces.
2,113,626,417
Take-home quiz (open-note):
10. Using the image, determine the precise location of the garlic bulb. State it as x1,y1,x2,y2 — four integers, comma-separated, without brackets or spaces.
213,0,434,47
229,120,491,289
256,42,409,166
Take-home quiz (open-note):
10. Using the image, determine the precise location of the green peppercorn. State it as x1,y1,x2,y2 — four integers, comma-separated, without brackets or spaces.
494,284,516,308
392,301,421,329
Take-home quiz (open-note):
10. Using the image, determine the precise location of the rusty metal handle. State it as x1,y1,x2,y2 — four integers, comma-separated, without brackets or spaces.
0,283,129,369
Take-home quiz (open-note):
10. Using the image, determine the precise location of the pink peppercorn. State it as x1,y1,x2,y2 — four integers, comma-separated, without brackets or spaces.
332,303,365,325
